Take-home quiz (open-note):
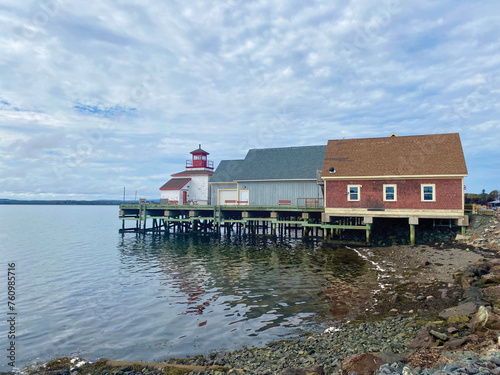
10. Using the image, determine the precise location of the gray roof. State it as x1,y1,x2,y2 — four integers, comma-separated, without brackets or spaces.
210,145,326,182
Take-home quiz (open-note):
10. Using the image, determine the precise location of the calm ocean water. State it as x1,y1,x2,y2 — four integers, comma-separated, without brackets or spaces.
0,205,374,371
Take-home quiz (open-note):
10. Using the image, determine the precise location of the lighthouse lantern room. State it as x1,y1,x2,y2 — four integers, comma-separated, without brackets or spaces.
186,144,214,170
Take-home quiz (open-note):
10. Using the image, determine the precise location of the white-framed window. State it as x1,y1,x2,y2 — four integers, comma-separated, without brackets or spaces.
383,184,397,201
348,185,361,201
421,184,435,202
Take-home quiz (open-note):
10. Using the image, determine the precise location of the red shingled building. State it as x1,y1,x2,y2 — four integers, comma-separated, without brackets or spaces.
321,133,468,242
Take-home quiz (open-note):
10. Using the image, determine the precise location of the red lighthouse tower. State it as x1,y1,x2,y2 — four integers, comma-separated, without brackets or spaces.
186,144,214,170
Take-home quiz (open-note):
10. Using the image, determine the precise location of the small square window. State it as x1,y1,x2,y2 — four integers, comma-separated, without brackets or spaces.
348,185,360,201
421,184,435,202
384,185,397,201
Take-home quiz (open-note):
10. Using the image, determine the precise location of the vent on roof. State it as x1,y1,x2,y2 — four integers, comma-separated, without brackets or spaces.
329,167,335,173
389,132,398,137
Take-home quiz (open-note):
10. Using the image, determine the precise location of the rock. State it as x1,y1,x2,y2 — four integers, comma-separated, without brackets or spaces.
443,363,464,372
441,350,480,361
483,285,500,299
280,366,324,375
471,305,500,332
462,275,479,288
463,287,483,302
410,327,434,349
482,273,500,284
447,315,470,324
341,353,387,375
487,259,500,268
444,337,469,349
376,351,407,365
430,330,449,341
438,289,449,299
418,260,430,267
439,302,478,319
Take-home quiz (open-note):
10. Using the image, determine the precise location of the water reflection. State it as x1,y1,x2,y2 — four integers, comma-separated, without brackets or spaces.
117,233,375,338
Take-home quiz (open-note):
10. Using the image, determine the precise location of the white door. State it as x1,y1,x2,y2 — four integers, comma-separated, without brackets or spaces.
219,190,238,205
239,190,249,205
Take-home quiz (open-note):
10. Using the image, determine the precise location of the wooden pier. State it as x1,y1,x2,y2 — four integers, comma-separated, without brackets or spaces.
119,204,373,243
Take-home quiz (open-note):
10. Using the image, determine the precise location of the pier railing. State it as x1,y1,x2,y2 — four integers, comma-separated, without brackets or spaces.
297,198,324,208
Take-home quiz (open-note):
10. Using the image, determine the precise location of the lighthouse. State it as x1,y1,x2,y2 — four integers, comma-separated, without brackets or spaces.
159,145,214,205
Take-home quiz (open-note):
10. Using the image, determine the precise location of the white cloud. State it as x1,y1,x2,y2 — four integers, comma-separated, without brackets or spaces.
0,0,499,199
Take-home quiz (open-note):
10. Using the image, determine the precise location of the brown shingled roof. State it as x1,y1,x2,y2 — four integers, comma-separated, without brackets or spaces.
321,133,468,178
159,178,191,190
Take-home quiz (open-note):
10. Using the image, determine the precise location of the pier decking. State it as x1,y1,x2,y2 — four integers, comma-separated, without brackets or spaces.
119,203,372,242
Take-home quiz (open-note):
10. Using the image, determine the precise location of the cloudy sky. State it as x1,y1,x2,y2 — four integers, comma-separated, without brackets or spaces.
1,0,499,200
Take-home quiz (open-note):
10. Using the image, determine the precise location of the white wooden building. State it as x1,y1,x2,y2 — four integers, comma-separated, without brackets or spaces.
159,145,214,205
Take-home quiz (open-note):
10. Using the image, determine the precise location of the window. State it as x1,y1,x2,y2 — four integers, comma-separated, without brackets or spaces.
421,184,435,202
384,184,397,201
194,155,201,160
348,185,360,201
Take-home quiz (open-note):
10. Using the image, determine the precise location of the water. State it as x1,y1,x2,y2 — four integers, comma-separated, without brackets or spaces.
0,205,376,371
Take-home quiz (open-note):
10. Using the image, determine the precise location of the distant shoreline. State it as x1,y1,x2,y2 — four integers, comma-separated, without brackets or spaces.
0,200,141,205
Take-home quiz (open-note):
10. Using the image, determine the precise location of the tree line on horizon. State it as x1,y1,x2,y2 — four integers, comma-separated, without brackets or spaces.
465,190,499,205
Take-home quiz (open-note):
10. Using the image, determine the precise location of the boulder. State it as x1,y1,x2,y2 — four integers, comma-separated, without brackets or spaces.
471,305,500,332
439,302,478,319
341,353,387,375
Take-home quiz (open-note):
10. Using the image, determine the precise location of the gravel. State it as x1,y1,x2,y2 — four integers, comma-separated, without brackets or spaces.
169,317,421,374
376,351,500,375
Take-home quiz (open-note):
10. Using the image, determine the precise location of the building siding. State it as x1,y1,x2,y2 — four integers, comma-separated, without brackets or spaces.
188,175,211,204
241,180,323,206
211,183,237,204
325,178,463,210
160,190,182,202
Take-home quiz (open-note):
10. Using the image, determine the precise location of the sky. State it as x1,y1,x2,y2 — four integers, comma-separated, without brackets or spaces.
0,0,499,200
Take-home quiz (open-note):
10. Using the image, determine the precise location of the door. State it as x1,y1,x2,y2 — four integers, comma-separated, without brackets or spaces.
218,189,238,205
239,190,249,205
182,190,188,204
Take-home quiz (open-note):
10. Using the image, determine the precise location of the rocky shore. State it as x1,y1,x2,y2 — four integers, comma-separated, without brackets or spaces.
22,215,500,375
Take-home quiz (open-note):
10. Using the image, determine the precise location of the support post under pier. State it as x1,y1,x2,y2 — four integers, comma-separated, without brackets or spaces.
409,217,418,246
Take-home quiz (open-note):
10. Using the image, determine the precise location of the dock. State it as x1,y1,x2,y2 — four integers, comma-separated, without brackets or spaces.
119,203,372,242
